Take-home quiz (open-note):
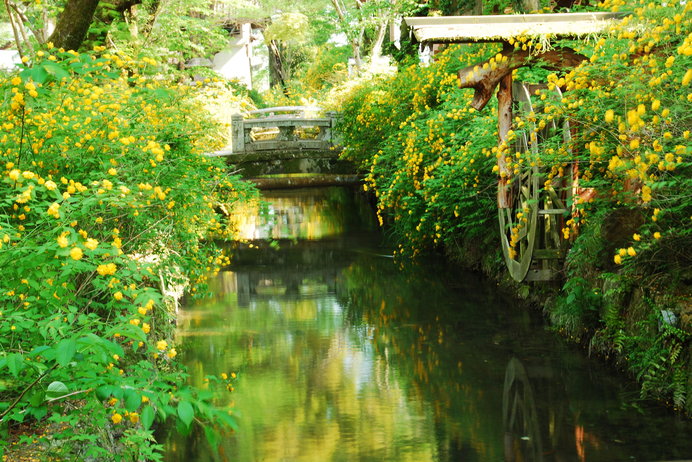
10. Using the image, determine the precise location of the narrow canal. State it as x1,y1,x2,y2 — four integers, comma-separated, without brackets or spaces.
165,187,692,462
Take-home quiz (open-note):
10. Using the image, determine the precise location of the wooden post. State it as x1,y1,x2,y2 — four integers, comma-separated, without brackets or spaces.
232,114,245,153
497,72,513,208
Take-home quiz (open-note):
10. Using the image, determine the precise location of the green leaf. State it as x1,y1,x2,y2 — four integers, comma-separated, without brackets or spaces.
215,411,239,431
112,387,124,400
141,405,155,430
41,62,71,81
124,389,141,412
30,345,51,356
45,381,69,400
56,338,77,366
30,406,48,421
175,419,192,436
29,390,45,407
7,354,25,377
26,66,48,84
95,385,113,401
177,401,194,428
203,425,219,451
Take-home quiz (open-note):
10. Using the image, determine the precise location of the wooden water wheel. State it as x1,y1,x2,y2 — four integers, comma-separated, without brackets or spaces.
402,12,626,283
498,83,573,282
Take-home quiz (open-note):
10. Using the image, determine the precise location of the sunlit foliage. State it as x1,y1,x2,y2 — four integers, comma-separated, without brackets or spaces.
0,46,257,458
339,0,691,411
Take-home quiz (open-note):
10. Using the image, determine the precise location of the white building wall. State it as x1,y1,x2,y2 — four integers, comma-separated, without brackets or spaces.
0,50,20,71
212,23,269,92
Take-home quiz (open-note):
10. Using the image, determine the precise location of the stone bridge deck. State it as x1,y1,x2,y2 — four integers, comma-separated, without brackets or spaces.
209,106,359,188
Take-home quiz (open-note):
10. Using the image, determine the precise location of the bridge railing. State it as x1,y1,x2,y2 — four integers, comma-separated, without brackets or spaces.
231,107,341,154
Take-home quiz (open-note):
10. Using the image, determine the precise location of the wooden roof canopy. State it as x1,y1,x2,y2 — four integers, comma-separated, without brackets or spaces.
404,12,627,43
401,12,627,112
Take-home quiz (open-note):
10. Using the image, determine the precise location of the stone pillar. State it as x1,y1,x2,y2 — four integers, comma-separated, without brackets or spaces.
232,114,245,153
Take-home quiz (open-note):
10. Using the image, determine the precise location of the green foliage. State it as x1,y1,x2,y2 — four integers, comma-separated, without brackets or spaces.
264,13,311,44
0,47,255,458
303,45,351,90
551,277,602,338
109,0,230,62
338,0,692,411
339,44,502,257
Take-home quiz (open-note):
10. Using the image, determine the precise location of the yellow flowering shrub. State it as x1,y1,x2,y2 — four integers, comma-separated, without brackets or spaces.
339,1,691,412
340,44,501,257
0,48,252,457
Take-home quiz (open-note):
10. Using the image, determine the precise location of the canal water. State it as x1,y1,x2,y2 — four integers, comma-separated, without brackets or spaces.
165,187,692,462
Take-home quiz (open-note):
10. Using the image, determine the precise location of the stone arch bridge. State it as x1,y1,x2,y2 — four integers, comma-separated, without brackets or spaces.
209,106,359,189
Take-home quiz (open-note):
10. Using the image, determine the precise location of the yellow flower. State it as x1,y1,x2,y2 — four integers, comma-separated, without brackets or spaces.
156,340,167,351
129,412,139,424
108,168,117,176
168,348,177,358
633,233,641,241
111,413,123,424
604,109,614,123
614,254,622,264
142,323,150,334
113,291,123,301
11,76,21,86
84,238,99,250
129,318,140,326
44,180,58,191
683,69,692,86
9,169,20,181
221,373,228,380
70,247,83,260
96,263,117,276
47,202,60,219
627,247,636,257
654,232,661,239
56,234,69,248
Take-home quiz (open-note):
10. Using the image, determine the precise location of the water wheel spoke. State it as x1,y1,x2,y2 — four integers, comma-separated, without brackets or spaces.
547,187,566,211
548,216,561,244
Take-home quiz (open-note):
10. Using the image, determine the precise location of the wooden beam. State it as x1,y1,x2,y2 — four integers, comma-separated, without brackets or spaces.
497,72,513,208
458,45,587,111
405,12,627,43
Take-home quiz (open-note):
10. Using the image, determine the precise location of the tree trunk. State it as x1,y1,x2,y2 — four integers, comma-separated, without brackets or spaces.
268,39,287,91
514,0,539,12
48,0,101,50
331,0,362,70
369,20,387,67
473,0,483,15
3,0,25,56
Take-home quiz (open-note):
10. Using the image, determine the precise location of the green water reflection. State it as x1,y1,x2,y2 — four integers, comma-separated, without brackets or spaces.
166,188,692,462
229,187,375,240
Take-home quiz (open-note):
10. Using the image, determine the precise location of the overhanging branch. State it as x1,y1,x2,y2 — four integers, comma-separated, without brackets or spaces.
458,45,587,110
